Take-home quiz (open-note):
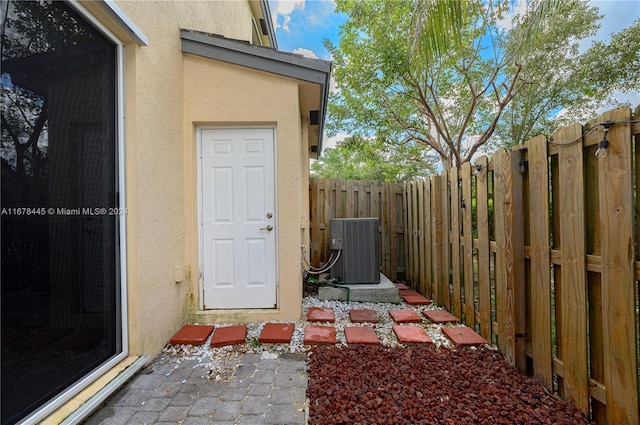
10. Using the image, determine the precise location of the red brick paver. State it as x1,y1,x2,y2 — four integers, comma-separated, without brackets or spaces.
307,307,336,323
395,283,408,290
304,325,336,345
398,289,420,297
402,294,433,305
392,325,433,344
349,309,379,323
344,326,380,345
388,309,423,323
442,326,487,346
259,323,295,343
170,325,214,345
422,310,460,324
210,325,246,347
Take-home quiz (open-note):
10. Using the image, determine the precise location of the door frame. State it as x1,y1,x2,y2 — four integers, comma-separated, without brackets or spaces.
196,125,279,310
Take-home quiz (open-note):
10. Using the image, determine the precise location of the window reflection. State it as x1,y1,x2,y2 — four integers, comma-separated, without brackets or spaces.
1,2,121,423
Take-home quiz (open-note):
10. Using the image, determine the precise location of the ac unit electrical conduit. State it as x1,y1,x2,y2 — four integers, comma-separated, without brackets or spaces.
301,249,341,275
301,247,350,302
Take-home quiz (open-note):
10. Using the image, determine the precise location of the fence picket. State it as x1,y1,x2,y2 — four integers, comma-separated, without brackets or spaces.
553,123,590,413
450,167,462,317
417,179,427,295
476,156,492,341
526,135,553,389
431,175,444,306
424,179,433,299
461,162,475,327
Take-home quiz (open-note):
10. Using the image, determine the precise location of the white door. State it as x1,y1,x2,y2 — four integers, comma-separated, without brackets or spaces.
200,128,277,309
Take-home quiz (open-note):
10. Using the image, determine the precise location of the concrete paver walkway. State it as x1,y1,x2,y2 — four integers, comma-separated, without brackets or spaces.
83,293,489,424
83,351,308,425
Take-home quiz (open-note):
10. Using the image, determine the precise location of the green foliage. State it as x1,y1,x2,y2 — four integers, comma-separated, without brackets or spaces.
326,0,637,169
492,0,609,149
311,135,433,182
547,17,640,132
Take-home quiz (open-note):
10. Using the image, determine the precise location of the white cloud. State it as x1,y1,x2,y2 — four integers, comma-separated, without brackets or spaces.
292,47,318,59
329,75,338,94
580,1,640,51
597,90,640,114
271,0,305,32
323,132,349,150
496,0,528,31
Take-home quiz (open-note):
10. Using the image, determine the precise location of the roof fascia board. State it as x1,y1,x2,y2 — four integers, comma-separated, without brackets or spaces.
318,72,330,154
181,30,330,85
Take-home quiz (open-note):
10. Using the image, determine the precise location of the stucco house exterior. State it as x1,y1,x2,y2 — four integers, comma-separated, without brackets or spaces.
0,0,330,423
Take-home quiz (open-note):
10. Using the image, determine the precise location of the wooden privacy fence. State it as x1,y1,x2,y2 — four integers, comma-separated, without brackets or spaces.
403,106,640,424
309,106,639,423
308,179,406,281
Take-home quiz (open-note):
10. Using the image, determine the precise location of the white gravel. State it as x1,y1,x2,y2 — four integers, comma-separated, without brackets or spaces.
158,294,477,380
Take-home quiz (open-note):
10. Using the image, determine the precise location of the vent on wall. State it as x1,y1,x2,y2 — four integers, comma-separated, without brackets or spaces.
330,218,380,284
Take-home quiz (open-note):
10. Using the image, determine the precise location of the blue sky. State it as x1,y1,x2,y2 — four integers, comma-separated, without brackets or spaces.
270,0,640,59
270,0,347,60
269,0,640,148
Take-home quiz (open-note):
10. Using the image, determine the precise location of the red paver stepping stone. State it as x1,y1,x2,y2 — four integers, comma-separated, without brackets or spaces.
388,309,423,323
259,323,295,343
442,326,487,346
423,310,460,324
395,283,408,290
210,325,246,347
170,325,214,345
344,326,380,345
399,289,420,296
349,309,379,323
393,325,433,344
304,325,336,345
307,307,335,323
402,294,433,305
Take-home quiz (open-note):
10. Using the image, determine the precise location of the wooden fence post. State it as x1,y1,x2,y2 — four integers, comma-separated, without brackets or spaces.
597,107,638,425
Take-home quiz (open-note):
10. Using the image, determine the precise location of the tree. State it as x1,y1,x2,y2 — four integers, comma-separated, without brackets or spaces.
311,135,433,182
326,0,607,169
1,0,93,188
494,12,640,148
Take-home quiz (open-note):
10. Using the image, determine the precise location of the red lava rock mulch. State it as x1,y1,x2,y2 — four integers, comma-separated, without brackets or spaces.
307,345,593,425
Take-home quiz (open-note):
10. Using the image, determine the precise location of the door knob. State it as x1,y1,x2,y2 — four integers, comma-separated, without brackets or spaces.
260,225,273,231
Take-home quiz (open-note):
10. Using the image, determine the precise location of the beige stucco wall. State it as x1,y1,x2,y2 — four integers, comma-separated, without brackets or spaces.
183,54,305,324
78,0,311,358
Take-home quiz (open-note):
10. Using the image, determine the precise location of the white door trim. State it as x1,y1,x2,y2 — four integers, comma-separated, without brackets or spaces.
196,126,278,310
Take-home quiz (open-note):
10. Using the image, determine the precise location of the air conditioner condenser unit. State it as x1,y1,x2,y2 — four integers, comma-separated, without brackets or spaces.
329,218,380,284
